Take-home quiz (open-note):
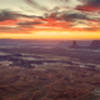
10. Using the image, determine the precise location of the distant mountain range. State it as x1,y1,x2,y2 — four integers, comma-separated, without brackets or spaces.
0,39,100,49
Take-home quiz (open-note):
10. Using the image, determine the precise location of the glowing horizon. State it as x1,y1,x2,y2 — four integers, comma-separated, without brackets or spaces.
0,30,100,40
0,0,100,40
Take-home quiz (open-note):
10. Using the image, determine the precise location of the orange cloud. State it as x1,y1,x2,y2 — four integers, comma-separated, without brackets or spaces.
0,9,100,40
77,5,100,12
0,20,18,25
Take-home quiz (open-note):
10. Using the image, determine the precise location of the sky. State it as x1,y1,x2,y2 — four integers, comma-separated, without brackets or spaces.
0,0,100,40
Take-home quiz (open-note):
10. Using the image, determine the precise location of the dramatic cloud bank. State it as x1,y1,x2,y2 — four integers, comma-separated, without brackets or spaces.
0,0,100,39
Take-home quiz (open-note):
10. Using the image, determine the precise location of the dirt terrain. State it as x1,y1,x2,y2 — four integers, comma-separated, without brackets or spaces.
0,40,100,100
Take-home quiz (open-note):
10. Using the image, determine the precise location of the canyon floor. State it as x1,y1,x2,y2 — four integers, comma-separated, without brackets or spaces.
0,40,100,100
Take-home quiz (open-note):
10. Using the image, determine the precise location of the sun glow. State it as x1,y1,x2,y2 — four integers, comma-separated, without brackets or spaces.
0,30,100,40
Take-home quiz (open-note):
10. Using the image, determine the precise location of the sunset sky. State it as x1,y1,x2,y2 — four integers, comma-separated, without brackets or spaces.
0,0,100,40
